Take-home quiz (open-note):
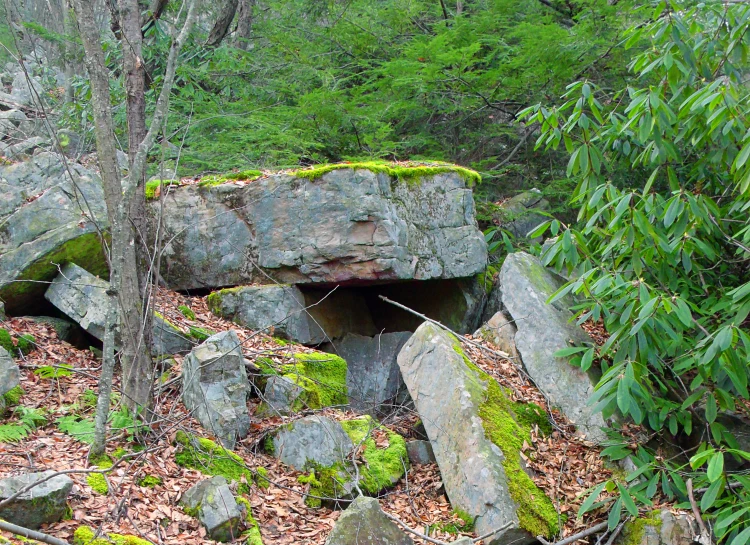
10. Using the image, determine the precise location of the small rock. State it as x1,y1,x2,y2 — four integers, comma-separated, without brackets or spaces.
475,311,519,360
152,312,193,356
0,346,20,398
181,330,250,448
10,73,44,106
272,415,353,470
325,496,413,545
495,189,550,239
406,440,435,465
616,511,699,545
180,476,243,542
0,470,74,529
257,375,304,416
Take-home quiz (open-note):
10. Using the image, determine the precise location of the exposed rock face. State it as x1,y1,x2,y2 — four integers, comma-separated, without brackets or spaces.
499,252,606,443
325,496,413,545
180,476,243,542
152,168,486,291
0,470,74,529
10,73,45,107
45,263,193,355
257,375,305,416
616,511,699,545
406,440,435,465
397,322,557,545
181,330,251,448
0,153,109,313
208,285,376,345
271,415,353,470
0,346,20,399
495,189,550,239
324,332,412,414
475,311,520,360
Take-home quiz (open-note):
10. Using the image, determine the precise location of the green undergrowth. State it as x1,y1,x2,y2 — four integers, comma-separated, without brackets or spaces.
292,161,481,186
199,169,263,187
236,496,264,545
453,338,558,538
174,431,253,493
340,416,408,494
258,352,347,410
73,526,153,545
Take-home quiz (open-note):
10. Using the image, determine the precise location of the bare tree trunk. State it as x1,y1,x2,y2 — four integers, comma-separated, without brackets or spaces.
234,0,254,50
206,0,239,47
117,0,155,413
69,0,122,458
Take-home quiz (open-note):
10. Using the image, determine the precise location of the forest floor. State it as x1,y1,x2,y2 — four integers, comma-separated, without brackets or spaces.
0,289,641,545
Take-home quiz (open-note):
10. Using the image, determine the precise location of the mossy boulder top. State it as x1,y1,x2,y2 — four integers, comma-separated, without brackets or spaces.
149,165,487,290
396,322,558,545
0,152,109,313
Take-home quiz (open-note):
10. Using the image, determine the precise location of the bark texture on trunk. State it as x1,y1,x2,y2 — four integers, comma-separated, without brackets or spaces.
234,0,254,50
206,0,239,47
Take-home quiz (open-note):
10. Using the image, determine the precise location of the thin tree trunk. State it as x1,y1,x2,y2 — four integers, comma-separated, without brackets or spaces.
234,0,254,50
206,0,239,47
118,0,155,414
69,0,122,459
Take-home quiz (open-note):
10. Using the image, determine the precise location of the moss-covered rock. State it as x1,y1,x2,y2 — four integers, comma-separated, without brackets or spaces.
178,305,196,320
73,526,154,545
174,431,253,493
292,161,481,186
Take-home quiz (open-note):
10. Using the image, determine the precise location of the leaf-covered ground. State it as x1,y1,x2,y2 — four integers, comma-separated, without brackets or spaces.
0,288,659,545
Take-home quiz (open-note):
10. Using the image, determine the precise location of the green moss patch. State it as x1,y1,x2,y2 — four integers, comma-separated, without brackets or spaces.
87,455,113,495
280,353,347,408
454,340,558,538
292,161,481,186
145,179,181,200
3,386,23,406
178,305,196,320
297,465,350,508
188,326,215,342
174,431,252,493
74,526,154,545
0,329,13,353
16,333,36,355
236,496,264,545
340,416,408,494
0,232,108,312
620,510,662,545
199,169,263,187
137,475,163,488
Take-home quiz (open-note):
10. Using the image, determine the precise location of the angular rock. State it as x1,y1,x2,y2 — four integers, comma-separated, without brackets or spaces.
257,375,305,416
272,415,353,470
406,440,435,465
499,252,606,442
325,496,413,545
0,153,109,313
616,511,699,545
182,330,250,448
1,136,48,159
0,346,20,399
397,322,558,545
10,73,45,106
45,263,193,355
180,476,243,542
495,189,550,238
153,167,486,290
0,470,74,529
475,311,520,360
208,284,376,345
323,332,412,414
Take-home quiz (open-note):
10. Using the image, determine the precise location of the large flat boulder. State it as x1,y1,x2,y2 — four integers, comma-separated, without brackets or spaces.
182,330,251,448
0,153,109,313
499,252,606,443
44,263,193,356
397,322,558,545
0,470,74,529
152,167,486,290
325,496,413,545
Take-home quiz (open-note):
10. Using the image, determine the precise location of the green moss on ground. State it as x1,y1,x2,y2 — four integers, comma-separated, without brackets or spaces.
279,352,348,408
16,334,36,355
188,326,215,342
137,475,163,488
0,328,13,353
3,386,23,406
620,510,662,545
145,179,180,200
178,305,196,320
236,496,264,545
340,416,408,494
452,339,558,538
255,466,270,489
73,526,154,545
292,161,481,186
87,456,113,495
174,431,252,493
199,169,263,187
297,466,349,508
0,232,108,308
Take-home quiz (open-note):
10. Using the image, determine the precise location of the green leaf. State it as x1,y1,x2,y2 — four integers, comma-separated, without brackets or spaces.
706,393,718,424
728,525,750,545
608,498,623,530
700,477,724,511
578,482,608,518
707,451,724,482
617,483,639,516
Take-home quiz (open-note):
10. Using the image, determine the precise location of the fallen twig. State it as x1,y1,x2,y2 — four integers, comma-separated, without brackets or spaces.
0,520,70,545
687,478,714,545
537,521,609,545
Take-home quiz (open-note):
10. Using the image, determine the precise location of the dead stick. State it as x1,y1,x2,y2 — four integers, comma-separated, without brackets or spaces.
473,521,515,542
538,521,609,545
382,512,450,545
0,520,70,545
687,478,712,544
